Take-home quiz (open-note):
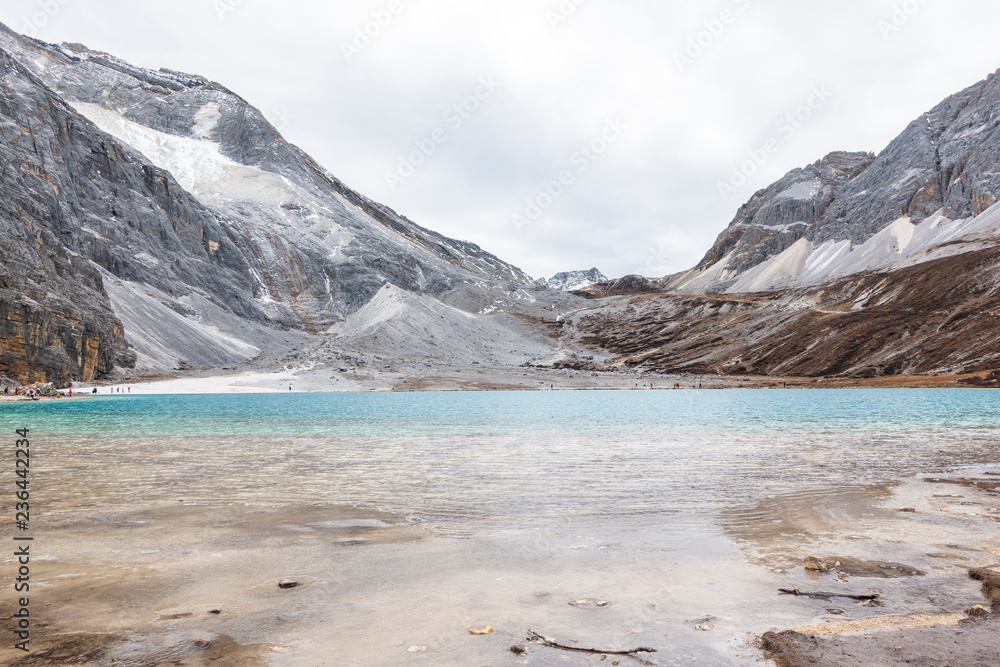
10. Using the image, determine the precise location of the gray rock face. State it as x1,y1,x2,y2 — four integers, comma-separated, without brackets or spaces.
0,23,539,383
687,69,1000,290
0,47,142,384
697,152,875,275
537,268,608,291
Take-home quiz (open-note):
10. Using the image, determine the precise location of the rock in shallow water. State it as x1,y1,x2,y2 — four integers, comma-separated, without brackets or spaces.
569,598,610,607
805,556,838,571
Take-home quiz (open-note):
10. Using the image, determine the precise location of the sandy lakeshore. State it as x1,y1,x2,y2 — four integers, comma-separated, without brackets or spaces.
65,359,1000,397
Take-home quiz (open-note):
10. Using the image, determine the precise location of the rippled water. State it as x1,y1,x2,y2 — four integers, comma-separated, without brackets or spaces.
5,389,1000,529
4,389,1000,666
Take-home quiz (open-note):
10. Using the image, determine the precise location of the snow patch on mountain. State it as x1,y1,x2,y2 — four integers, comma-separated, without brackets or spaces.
670,202,1000,295
71,102,319,209
673,206,1000,294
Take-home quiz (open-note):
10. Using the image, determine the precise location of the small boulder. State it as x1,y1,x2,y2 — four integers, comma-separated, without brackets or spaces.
804,557,838,572
968,604,990,618
569,598,610,607
278,579,300,589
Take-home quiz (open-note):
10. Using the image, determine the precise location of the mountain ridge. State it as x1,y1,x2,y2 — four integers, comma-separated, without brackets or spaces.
0,23,566,385
670,68,1000,294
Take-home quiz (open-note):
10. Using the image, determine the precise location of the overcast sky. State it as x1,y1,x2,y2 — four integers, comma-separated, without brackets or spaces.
4,1,1000,279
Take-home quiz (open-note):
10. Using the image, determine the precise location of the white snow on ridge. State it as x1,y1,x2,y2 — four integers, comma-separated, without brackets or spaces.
553,276,602,291
676,205,1000,295
71,101,358,250
72,102,236,195
727,238,813,293
71,102,524,289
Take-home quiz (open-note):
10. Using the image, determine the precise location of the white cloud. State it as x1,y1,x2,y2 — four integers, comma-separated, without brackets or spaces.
2,0,998,280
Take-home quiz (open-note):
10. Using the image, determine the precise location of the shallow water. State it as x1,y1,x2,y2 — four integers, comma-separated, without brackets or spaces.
3,389,1000,665
8,389,1000,525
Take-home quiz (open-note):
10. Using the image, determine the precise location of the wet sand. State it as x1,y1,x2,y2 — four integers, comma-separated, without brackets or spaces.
2,469,998,665
0,504,425,665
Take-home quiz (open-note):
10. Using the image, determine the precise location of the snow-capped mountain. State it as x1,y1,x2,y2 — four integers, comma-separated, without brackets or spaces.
537,268,608,291
0,23,562,384
669,70,1000,294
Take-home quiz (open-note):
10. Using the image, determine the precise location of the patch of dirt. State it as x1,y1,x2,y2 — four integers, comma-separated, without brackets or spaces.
924,477,1000,495
822,556,926,579
761,567,1000,667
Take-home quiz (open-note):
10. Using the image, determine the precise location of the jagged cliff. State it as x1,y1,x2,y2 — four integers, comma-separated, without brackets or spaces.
0,47,138,385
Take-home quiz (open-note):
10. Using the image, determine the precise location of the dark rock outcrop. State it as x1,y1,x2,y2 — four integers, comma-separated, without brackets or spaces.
0,47,141,384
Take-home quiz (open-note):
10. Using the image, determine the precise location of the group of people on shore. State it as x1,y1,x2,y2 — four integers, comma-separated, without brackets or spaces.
1,384,134,399
3,384,60,398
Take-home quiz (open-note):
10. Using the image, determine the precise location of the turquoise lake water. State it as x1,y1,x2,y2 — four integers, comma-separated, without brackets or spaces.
4,389,1000,529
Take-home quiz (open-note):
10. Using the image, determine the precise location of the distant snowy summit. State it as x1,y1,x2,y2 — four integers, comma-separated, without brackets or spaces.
537,268,609,291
